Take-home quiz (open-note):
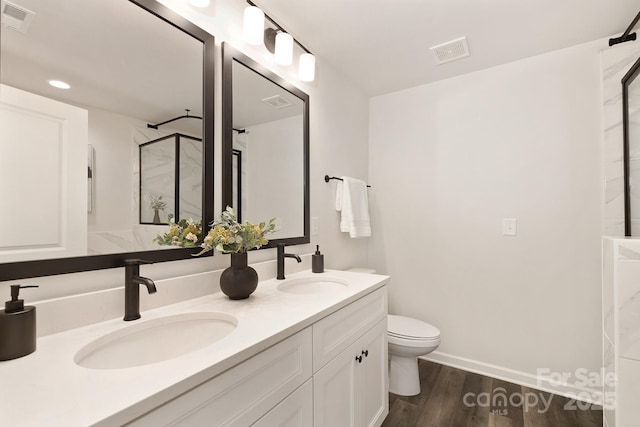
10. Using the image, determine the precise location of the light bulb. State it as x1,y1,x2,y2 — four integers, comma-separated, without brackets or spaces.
243,6,264,46
298,53,316,82
274,32,293,66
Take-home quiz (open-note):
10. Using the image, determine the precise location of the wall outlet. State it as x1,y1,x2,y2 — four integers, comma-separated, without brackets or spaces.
311,217,319,235
503,218,517,236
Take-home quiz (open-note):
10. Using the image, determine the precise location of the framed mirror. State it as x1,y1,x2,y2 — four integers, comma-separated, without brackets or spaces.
0,0,215,280
623,55,640,236
221,43,309,247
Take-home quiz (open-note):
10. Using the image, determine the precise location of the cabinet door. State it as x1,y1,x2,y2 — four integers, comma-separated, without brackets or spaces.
252,380,312,427
312,287,387,372
313,341,358,427
358,319,388,427
314,319,389,427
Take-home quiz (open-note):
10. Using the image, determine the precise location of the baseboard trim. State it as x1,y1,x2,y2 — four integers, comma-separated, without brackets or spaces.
421,351,602,405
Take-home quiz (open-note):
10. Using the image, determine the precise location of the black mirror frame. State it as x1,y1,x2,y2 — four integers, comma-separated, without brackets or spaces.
622,55,640,236
0,0,215,281
221,43,310,248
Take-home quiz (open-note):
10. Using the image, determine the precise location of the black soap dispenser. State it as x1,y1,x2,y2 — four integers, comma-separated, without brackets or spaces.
0,285,38,361
312,245,324,273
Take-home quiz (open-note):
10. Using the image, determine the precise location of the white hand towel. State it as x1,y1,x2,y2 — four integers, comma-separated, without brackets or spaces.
335,176,371,238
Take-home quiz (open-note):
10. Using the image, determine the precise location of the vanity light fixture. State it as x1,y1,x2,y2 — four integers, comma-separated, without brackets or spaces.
187,0,210,7
298,53,316,82
244,0,316,82
274,32,293,65
48,80,70,89
243,5,264,45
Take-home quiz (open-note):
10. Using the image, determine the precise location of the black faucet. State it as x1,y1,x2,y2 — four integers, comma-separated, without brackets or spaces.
277,244,301,280
124,259,156,321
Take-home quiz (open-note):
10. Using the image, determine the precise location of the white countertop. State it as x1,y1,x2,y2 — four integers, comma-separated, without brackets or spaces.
0,269,389,426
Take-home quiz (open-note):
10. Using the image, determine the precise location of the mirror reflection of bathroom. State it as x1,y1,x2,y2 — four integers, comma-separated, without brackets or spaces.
626,64,640,235
139,133,202,225
0,0,204,260
231,59,305,240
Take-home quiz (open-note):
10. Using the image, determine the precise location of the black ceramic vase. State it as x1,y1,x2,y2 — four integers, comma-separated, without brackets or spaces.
219,252,258,300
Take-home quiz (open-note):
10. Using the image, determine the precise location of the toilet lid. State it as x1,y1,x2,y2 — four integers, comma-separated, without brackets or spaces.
388,315,440,339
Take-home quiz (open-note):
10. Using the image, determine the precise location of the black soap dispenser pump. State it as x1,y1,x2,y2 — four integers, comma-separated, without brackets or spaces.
0,285,38,361
312,245,324,273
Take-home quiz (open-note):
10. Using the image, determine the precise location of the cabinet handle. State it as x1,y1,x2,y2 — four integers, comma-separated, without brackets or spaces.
355,355,363,363
362,350,369,357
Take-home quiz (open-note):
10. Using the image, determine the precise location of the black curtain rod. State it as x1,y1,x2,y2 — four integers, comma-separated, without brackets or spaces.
147,109,202,129
609,10,640,46
246,0,312,54
324,175,371,188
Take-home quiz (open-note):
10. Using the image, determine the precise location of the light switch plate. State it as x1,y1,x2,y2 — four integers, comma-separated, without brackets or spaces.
311,217,319,235
503,218,517,236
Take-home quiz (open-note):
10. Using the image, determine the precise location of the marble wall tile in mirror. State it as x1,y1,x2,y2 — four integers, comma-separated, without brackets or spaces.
0,0,215,279
139,133,203,225
222,43,310,247
624,55,640,235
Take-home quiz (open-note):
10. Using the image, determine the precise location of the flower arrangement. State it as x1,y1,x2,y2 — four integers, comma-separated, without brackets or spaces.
153,218,203,248
148,194,167,212
197,206,276,255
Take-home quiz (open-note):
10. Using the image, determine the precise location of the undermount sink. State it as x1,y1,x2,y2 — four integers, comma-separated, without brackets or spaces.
277,276,350,295
75,312,237,370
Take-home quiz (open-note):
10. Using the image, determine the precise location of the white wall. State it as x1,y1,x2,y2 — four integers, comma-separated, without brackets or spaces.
246,115,304,239
369,40,604,394
87,107,140,233
0,0,370,303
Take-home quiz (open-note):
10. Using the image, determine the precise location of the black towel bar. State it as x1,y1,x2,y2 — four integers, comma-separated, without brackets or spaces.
324,175,371,188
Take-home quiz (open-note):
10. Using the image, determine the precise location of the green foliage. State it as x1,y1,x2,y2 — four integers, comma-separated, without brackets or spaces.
196,206,277,255
153,218,203,248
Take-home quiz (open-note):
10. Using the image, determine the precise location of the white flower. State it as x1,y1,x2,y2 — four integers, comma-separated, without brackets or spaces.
186,232,198,242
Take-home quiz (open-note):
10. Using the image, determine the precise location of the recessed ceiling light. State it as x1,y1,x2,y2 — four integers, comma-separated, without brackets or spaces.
48,80,70,89
188,0,210,7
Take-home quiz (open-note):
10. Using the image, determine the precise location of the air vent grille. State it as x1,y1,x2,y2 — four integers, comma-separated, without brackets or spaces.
1,0,35,34
429,37,470,65
262,95,293,109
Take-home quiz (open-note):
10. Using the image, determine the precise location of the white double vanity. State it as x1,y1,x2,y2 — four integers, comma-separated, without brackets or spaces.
0,269,389,427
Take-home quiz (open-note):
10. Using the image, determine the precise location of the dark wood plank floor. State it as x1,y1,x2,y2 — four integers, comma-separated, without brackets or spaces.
382,360,603,427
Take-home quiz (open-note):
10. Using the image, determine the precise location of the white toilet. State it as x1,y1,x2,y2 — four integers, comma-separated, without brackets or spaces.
347,268,441,397
387,314,440,396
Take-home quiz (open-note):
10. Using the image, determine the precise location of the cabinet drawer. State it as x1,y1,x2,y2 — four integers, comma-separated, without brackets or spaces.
313,287,387,371
127,328,312,427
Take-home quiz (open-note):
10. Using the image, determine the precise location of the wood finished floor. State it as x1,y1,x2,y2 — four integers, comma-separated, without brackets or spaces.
382,360,603,427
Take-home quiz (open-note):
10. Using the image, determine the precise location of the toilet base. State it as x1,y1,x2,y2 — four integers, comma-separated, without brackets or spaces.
389,354,421,396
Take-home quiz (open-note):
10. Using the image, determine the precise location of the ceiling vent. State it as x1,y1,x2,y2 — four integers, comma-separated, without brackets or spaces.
262,95,293,109
1,0,35,34
429,37,470,65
